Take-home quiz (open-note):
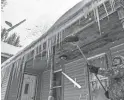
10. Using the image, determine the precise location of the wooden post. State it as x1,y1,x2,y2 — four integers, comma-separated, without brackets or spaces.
48,45,55,100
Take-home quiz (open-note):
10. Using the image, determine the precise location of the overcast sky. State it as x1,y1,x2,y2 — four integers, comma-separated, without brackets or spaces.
2,0,82,46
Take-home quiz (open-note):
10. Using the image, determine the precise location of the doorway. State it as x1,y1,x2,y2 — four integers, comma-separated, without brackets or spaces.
20,74,36,100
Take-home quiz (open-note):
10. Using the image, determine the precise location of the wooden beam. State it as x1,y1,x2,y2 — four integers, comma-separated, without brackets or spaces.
62,72,81,89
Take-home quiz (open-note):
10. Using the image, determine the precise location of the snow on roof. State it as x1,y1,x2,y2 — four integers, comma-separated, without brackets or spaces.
1,42,22,55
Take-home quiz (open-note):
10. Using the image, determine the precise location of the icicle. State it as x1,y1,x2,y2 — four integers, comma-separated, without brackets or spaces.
18,59,22,78
60,31,62,46
24,53,28,62
49,39,52,55
55,35,57,45
60,32,62,47
39,44,41,56
60,32,62,43
46,38,49,59
78,18,81,25
84,9,88,19
19,58,22,71
15,61,18,79
59,32,61,48
93,7,102,35
41,42,43,60
16,59,21,79
1,66,7,84
28,48,31,59
109,0,115,11
11,63,16,82
42,40,45,59
33,47,37,68
36,43,38,55
39,41,42,53
52,35,55,46
60,31,63,46
47,40,50,66
38,42,41,54
96,7,101,35
37,43,39,54
103,2,109,20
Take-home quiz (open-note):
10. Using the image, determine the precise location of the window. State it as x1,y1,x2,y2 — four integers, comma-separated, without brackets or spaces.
88,54,109,100
88,54,108,81
24,83,29,94
53,71,62,87
54,87,62,100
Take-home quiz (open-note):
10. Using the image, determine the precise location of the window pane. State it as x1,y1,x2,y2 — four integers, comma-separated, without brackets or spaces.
53,72,62,86
24,84,29,94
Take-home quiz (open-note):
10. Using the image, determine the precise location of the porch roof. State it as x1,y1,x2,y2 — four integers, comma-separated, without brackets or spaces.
1,42,22,56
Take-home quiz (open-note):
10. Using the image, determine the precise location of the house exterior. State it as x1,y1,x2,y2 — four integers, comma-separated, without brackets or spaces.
1,42,21,63
1,52,12,64
1,0,124,100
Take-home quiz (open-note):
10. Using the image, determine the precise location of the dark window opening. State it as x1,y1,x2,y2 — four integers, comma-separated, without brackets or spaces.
24,83,29,94
53,87,62,100
53,71,62,87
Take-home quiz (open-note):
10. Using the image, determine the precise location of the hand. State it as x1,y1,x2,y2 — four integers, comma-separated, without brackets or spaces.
87,64,99,75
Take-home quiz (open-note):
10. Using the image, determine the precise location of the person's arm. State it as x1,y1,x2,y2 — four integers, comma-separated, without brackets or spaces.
87,64,113,77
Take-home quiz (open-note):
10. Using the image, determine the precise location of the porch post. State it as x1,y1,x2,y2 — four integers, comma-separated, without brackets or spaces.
48,45,55,100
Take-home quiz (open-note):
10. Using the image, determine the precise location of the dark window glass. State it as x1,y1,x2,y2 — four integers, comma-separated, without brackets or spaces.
24,84,29,94
53,72,62,86
54,87,62,100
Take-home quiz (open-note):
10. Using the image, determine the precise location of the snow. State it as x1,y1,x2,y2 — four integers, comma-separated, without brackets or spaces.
1,42,22,55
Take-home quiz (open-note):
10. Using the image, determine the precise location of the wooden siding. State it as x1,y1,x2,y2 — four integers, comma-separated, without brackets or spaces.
41,70,50,100
110,43,124,57
1,65,13,100
64,58,89,100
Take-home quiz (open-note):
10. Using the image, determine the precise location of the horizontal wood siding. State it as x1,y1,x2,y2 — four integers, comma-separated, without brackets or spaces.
1,65,13,100
42,70,50,100
64,58,89,100
110,43,124,57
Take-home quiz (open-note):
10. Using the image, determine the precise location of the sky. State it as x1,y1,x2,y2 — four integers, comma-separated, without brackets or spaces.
2,0,82,47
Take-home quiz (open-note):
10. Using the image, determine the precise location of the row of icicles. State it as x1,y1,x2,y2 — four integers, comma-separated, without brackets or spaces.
1,0,117,87
2,0,116,70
